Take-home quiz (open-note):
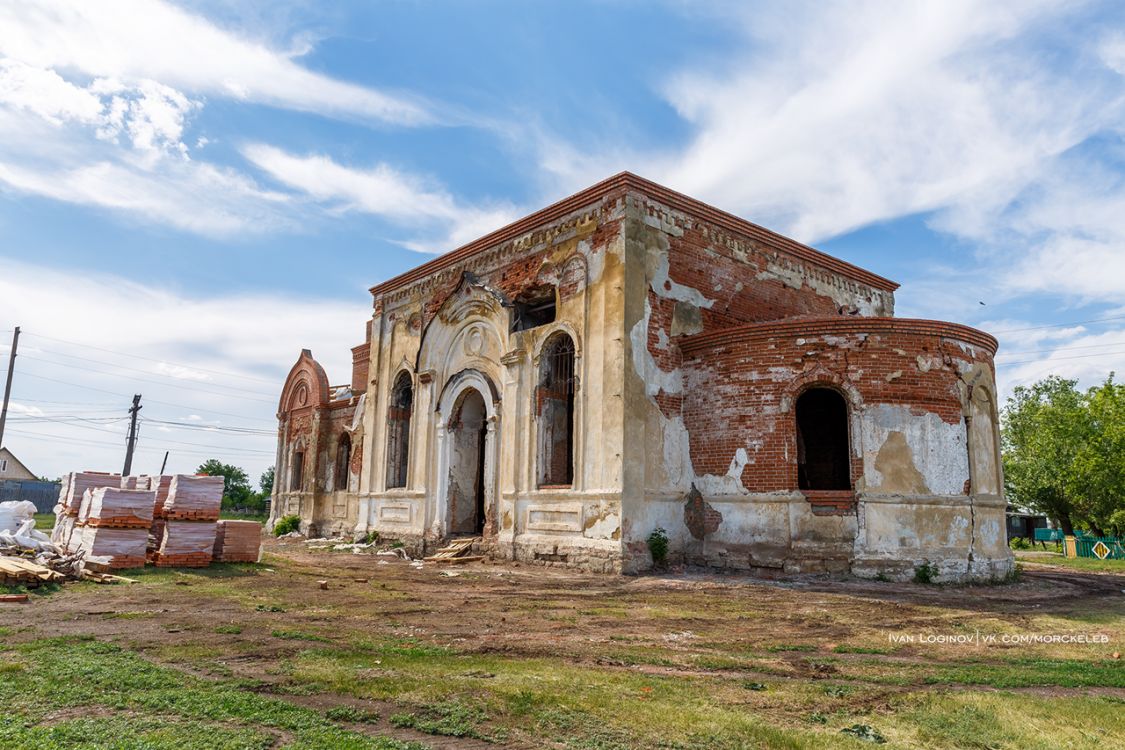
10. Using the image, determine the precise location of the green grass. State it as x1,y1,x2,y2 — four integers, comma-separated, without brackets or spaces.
0,637,425,750
33,512,56,531
1015,550,1125,573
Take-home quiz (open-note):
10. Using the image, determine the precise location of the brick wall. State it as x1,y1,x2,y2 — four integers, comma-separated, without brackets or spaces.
680,318,997,493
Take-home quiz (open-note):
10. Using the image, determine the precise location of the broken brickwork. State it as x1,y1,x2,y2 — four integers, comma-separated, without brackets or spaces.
272,173,1013,582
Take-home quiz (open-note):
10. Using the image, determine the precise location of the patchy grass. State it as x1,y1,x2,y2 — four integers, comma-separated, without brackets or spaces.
33,512,56,531
3,542,1123,749
1016,550,1125,573
0,638,425,750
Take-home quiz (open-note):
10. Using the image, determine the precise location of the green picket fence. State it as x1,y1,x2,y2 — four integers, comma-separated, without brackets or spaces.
1071,536,1125,560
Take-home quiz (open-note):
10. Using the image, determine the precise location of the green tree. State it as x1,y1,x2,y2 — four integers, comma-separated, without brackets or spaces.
1068,377,1125,535
196,459,255,511
259,466,275,497
1001,376,1086,534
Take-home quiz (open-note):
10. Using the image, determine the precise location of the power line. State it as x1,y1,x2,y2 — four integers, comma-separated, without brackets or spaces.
17,346,278,397
16,372,277,424
990,314,1125,335
18,356,276,403
995,341,1125,358
995,349,1125,367
4,427,275,459
18,330,281,385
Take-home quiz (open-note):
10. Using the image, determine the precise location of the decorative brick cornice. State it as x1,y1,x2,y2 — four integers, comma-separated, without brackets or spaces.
368,172,900,303
679,316,999,356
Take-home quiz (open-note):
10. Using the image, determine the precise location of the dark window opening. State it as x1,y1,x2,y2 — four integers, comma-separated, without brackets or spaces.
290,450,304,492
511,286,557,332
335,434,351,491
795,388,851,491
537,333,576,487
386,371,413,489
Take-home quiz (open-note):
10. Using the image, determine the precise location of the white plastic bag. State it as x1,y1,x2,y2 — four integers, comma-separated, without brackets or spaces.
0,500,37,533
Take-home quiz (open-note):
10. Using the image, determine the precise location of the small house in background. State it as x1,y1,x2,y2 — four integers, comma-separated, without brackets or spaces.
0,447,60,513
1006,505,1050,542
0,447,36,481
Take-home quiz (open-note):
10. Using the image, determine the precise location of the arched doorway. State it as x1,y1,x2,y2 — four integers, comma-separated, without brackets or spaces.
435,369,499,539
448,389,488,534
795,387,851,490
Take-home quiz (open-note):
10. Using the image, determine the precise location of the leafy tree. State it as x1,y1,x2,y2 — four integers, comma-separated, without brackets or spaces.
1068,377,1125,535
1001,377,1086,534
196,459,255,511
259,466,275,497
1002,375,1125,535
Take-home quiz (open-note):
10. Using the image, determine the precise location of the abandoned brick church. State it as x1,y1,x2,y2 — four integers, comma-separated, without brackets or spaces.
270,173,1013,582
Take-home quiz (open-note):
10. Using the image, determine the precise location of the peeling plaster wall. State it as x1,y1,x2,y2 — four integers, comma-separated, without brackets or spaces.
677,320,1013,581
352,190,630,571
276,176,1008,580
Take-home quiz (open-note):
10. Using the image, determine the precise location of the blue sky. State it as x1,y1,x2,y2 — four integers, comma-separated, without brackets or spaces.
2,0,1125,481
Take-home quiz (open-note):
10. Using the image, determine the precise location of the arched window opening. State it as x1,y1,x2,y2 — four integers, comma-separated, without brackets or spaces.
795,388,851,491
537,333,576,487
385,372,413,489
335,433,352,491
290,450,304,492
511,286,557,332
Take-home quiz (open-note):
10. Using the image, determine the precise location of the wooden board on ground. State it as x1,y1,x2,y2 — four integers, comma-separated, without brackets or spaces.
0,555,66,583
424,538,477,561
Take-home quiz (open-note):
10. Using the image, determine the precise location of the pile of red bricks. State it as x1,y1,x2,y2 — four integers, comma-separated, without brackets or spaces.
73,482,155,569
151,475,223,567
212,519,263,563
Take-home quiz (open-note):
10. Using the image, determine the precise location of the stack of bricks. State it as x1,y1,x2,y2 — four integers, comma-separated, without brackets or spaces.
212,520,263,563
145,475,172,562
153,475,223,567
52,471,120,552
73,486,155,569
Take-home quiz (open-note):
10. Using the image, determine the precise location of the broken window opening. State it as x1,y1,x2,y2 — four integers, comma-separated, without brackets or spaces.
386,371,413,489
537,332,576,487
290,450,304,492
511,286,557,332
335,433,351,491
795,387,851,491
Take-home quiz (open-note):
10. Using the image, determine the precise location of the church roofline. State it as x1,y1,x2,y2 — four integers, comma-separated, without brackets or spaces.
368,172,900,298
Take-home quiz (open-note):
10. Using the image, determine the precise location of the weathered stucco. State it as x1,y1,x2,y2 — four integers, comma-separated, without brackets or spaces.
270,173,1012,582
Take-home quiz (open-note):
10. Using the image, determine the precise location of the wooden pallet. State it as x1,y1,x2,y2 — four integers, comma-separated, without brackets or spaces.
0,555,66,585
423,537,478,562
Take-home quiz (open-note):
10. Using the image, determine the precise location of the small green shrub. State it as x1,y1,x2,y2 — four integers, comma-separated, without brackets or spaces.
913,560,938,585
647,527,669,567
364,530,380,545
273,514,301,537
1009,536,1031,550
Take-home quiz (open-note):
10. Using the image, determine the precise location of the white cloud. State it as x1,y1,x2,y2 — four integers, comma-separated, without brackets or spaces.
0,258,369,480
0,155,291,236
242,144,520,253
0,0,429,126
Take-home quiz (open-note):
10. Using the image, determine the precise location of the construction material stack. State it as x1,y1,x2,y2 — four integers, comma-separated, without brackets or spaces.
153,474,223,567
53,471,120,552
212,520,263,562
74,486,155,569
146,474,173,559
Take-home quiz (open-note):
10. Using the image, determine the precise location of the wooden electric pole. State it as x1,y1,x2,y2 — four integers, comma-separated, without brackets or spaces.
0,326,19,450
159,450,169,475
122,394,142,475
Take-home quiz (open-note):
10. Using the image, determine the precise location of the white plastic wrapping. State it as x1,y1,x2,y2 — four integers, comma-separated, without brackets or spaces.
0,500,37,533
160,520,218,555
164,475,224,517
66,472,121,513
76,526,148,568
84,487,156,526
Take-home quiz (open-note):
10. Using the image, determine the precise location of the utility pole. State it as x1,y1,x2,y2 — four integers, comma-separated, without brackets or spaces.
159,450,169,475
0,326,19,449
122,394,142,475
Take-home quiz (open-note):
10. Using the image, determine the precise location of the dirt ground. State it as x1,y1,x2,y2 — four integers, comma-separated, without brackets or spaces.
3,539,1124,749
